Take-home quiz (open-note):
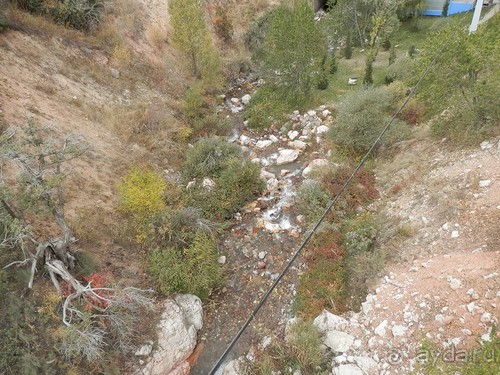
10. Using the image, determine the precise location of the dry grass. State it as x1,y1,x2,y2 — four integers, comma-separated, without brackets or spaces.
145,23,168,50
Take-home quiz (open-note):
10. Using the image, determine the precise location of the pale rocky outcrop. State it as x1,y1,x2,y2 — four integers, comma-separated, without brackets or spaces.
138,294,202,375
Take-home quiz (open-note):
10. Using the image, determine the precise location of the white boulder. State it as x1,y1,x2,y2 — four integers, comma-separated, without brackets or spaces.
138,295,202,375
276,149,299,165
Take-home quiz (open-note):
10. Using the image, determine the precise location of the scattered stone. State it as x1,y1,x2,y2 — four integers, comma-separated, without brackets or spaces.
451,231,459,238
479,180,492,188
480,312,492,323
324,330,355,353
239,135,252,146
461,329,472,336
316,125,329,135
354,356,378,374
230,97,239,104
257,261,266,269
258,251,266,260
266,178,279,191
374,320,388,337
110,68,120,78
288,130,299,140
256,140,273,149
307,110,316,117
332,364,363,375
392,325,408,337
313,310,348,333
241,94,251,105
467,302,475,313
290,140,307,150
484,272,498,279
218,256,226,265
302,158,329,178
276,149,299,165
260,169,275,180
269,134,279,143
480,141,491,150
448,276,462,290
202,177,215,191
135,342,153,357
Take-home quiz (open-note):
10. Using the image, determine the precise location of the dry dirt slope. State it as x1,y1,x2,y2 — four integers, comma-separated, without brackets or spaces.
325,137,500,374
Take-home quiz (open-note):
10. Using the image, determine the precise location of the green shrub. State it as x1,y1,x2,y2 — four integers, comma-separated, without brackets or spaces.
183,137,241,180
341,213,385,308
118,167,166,242
191,158,264,220
244,87,291,130
0,10,9,32
344,32,352,59
245,320,329,374
148,232,222,299
316,67,329,90
297,181,331,224
52,0,104,31
329,52,338,74
385,57,413,84
327,86,412,154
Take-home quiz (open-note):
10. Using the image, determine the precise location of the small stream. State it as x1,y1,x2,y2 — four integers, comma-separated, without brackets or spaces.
190,87,334,374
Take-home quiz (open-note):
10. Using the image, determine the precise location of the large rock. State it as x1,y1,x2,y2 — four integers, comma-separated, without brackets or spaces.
138,295,203,375
302,159,329,178
313,310,349,333
276,149,299,165
332,364,364,375
324,330,355,353
221,357,244,375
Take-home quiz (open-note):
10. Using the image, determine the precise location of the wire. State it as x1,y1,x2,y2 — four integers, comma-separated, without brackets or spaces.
208,18,465,375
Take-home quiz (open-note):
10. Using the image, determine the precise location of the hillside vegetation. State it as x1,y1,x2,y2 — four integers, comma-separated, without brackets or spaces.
0,0,499,374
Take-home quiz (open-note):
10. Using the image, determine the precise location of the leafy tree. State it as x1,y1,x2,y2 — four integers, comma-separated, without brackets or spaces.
413,17,500,142
260,0,327,108
168,0,222,87
389,44,397,66
344,31,352,59
329,51,338,74
327,86,411,154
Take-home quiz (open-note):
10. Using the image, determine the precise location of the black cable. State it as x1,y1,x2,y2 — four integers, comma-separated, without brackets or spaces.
208,18,465,375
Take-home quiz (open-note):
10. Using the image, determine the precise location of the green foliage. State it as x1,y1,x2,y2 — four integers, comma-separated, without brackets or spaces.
297,181,331,224
118,167,166,241
414,17,500,144
329,52,338,74
363,58,374,86
316,67,329,90
341,213,385,308
344,32,352,59
260,0,327,108
182,87,231,137
382,38,391,51
416,333,500,374
52,0,104,31
0,294,60,374
190,158,264,220
244,87,291,130
148,232,222,299
389,45,397,66
408,44,416,58
246,320,330,374
183,137,241,180
243,8,277,62
10,0,103,31
327,86,412,154
0,9,9,32
168,0,222,88
213,5,233,43
442,0,450,17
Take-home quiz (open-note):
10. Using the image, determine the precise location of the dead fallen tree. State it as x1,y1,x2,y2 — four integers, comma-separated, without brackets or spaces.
0,119,154,361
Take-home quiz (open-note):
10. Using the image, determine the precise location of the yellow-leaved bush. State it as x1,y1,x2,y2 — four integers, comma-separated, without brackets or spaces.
118,167,166,242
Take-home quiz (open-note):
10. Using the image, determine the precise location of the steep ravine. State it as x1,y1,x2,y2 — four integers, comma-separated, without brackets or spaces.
191,101,337,373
